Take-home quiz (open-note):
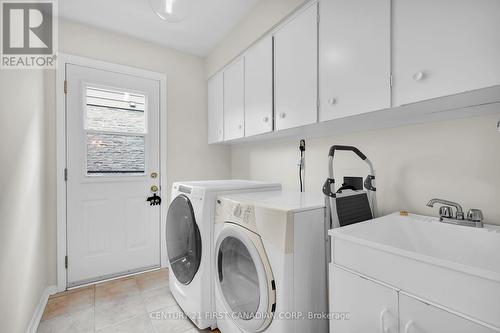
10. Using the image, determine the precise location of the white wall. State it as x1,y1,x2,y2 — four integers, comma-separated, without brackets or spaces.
44,19,230,289
207,0,500,225
231,114,500,225
0,71,49,332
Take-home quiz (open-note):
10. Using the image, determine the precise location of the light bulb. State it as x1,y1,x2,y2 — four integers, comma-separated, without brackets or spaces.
149,0,189,23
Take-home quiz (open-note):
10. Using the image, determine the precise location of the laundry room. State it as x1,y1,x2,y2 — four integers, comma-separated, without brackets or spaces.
1,0,499,332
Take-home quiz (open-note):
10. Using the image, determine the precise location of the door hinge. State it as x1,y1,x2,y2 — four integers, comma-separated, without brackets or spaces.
64,80,67,94
64,168,68,181
65,255,68,269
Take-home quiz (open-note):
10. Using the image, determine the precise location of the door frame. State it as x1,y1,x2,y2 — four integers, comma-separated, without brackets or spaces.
56,53,168,292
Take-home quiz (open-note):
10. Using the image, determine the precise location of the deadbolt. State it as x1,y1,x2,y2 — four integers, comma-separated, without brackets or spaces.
150,172,158,179
150,185,159,193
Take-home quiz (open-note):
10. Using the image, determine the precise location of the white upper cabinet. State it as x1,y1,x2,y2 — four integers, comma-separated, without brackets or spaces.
399,293,497,333
207,72,224,143
319,0,391,121
274,3,318,131
393,0,500,106
223,58,245,140
244,35,274,137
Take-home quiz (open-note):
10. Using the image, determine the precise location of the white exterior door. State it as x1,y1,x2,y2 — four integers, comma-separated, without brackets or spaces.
244,35,273,137
319,0,391,121
330,265,399,333
274,3,318,131
66,64,161,287
223,58,245,140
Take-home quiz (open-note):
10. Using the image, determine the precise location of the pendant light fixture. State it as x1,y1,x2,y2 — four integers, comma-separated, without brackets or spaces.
149,0,189,23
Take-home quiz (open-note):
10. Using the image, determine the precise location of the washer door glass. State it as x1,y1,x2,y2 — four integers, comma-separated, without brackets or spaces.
218,236,260,320
166,195,201,284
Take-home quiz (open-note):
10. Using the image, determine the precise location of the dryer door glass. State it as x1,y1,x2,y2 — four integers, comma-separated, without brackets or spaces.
166,195,201,284
218,236,260,319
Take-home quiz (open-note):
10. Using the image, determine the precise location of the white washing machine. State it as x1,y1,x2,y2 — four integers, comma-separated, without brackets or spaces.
166,180,281,329
214,190,329,333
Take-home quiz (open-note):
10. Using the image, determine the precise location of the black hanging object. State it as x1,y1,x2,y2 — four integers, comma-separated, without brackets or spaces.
147,193,162,206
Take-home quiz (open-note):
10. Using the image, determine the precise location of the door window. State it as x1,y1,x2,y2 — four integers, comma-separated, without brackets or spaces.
218,236,260,320
166,195,202,284
85,87,147,176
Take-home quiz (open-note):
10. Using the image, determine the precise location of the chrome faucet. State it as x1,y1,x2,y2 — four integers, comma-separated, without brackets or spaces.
426,198,484,228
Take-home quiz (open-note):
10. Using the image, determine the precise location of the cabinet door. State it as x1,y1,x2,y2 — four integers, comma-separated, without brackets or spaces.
274,3,318,131
399,293,496,333
245,35,273,137
319,0,390,121
393,0,500,106
208,72,224,143
223,58,245,140
330,265,398,333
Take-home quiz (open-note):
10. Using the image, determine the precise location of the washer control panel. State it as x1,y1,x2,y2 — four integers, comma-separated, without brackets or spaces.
216,197,256,230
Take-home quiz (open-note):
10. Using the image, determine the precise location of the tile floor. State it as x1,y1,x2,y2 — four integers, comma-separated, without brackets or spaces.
38,269,220,333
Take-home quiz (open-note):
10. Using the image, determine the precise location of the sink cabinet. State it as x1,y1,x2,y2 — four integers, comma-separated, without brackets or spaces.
330,265,498,333
330,265,398,333
399,293,497,333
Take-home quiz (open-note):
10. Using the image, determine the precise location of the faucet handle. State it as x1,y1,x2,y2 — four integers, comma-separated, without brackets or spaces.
467,209,483,222
439,206,453,218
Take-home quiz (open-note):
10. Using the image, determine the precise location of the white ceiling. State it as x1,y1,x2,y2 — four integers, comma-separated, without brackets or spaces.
59,0,260,56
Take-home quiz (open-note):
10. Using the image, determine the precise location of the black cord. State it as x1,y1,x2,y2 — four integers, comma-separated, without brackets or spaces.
299,151,304,192
298,139,305,192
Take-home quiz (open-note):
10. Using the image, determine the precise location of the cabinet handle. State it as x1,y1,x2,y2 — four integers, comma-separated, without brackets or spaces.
412,71,424,81
404,320,415,333
328,98,337,105
379,308,388,333
262,116,269,123
279,112,286,119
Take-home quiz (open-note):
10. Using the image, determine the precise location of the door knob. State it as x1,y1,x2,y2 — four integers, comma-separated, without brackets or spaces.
262,116,269,123
279,112,286,119
328,98,337,105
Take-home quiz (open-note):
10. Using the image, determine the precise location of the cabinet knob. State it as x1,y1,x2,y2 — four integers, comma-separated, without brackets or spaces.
279,112,286,119
328,98,337,105
262,116,269,123
404,320,415,333
379,309,389,333
412,71,425,81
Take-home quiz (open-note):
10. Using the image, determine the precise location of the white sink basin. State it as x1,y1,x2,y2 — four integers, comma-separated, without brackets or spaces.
329,213,500,328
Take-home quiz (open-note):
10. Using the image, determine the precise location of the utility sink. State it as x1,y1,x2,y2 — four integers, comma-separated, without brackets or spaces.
329,213,500,328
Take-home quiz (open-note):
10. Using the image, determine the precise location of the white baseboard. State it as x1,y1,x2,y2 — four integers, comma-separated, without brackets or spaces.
26,285,58,333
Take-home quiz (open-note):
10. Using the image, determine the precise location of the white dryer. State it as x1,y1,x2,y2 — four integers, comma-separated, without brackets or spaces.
214,190,329,333
166,180,281,329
